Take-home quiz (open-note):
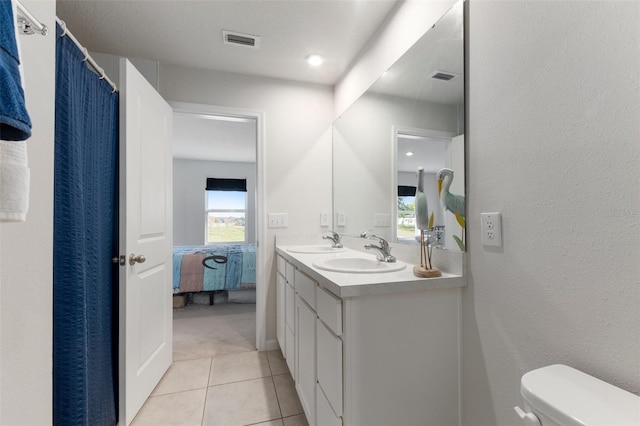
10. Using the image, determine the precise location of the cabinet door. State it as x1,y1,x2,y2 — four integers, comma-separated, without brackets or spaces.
285,282,295,330
317,319,343,416
285,325,295,377
296,295,316,426
277,274,286,356
316,383,342,426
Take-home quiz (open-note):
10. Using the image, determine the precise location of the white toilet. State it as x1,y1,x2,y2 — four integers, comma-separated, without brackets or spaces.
514,364,640,426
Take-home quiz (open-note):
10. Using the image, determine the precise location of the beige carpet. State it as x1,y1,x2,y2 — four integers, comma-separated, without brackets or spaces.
173,302,256,361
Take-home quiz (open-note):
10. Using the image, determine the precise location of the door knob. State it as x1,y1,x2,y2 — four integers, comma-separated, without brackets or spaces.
129,254,146,266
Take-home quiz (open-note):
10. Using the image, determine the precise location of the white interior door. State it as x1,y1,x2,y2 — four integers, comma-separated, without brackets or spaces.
118,59,173,425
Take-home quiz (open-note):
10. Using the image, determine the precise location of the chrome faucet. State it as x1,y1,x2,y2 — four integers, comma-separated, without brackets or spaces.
323,231,343,248
360,230,396,262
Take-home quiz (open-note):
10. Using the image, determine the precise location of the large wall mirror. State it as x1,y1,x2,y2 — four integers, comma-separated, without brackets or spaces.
332,0,465,251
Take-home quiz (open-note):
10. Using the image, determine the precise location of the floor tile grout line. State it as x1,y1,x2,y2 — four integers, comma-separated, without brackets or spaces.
208,372,276,388
270,374,285,420
201,356,214,426
266,351,275,376
150,385,210,399
201,385,209,426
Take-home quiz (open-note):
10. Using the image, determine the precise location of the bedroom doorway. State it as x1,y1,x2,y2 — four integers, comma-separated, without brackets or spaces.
170,101,266,357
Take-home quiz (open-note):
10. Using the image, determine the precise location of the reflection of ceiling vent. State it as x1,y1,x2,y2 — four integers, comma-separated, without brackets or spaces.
223,30,260,49
430,70,457,81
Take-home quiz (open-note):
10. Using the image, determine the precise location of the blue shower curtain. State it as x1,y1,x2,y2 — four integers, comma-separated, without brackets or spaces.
53,23,119,425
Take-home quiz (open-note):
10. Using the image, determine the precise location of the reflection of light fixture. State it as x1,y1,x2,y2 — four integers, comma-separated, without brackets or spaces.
405,151,414,157
174,112,254,123
400,134,429,141
307,54,324,66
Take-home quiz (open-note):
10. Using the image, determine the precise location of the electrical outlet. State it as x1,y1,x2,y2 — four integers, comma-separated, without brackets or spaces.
268,213,288,228
481,212,502,247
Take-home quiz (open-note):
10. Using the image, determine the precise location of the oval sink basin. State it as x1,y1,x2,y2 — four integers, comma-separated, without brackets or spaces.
313,257,406,273
287,245,347,254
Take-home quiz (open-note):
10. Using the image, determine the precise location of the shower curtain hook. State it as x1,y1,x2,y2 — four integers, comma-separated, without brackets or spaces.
59,20,68,37
82,47,89,62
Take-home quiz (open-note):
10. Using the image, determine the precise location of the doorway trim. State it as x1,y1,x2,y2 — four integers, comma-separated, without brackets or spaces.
170,101,267,351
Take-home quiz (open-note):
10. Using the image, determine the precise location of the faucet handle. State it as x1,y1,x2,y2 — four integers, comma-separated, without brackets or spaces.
360,229,373,239
323,231,343,248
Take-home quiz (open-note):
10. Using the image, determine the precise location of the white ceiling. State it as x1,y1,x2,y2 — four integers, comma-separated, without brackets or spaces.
397,135,448,174
56,0,400,86
368,0,463,105
56,0,402,163
56,1,462,164
172,113,257,163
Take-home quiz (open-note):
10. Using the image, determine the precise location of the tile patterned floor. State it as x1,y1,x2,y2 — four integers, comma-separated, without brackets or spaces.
132,303,308,426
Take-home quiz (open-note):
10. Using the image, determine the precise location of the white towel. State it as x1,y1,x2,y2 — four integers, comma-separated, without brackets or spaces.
0,140,30,222
0,0,30,222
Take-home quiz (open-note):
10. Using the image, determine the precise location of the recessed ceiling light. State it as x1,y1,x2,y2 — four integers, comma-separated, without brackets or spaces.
307,54,324,66
405,151,414,157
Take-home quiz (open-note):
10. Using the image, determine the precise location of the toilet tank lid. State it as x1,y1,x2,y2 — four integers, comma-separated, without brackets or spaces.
521,364,640,426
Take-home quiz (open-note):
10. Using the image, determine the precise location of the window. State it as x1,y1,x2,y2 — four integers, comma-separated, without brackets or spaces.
397,185,416,241
205,178,247,243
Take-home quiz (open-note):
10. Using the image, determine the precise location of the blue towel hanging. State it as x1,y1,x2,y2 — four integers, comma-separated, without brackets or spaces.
0,0,32,141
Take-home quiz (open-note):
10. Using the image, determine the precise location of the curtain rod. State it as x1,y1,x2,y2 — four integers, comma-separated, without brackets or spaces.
56,18,118,93
15,0,48,36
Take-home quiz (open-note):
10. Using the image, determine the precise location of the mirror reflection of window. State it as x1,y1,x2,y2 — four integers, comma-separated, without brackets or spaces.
397,186,416,241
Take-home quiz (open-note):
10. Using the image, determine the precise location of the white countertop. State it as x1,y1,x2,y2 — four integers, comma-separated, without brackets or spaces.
276,245,466,298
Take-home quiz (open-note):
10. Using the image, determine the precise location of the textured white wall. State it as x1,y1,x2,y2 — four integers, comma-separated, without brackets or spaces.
464,1,640,424
159,65,334,343
0,1,55,423
173,159,257,245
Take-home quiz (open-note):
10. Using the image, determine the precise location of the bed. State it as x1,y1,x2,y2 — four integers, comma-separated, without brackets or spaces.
172,244,256,295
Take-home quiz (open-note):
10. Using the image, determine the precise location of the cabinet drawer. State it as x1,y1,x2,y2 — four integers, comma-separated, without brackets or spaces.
295,269,316,309
316,383,342,426
317,319,343,416
285,281,295,330
316,285,342,336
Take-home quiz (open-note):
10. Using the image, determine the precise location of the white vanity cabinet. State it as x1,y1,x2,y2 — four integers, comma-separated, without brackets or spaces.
294,268,343,426
276,255,296,377
276,246,463,426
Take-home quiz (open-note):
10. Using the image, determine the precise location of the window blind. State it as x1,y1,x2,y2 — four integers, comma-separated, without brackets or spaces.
206,178,247,192
398,185,416,197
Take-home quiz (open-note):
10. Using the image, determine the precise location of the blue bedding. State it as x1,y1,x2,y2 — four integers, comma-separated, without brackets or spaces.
173,244,256,293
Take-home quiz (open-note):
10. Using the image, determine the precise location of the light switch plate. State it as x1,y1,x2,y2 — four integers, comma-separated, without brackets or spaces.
374,213,391,227
320,211,330,227
268,213,288,228
336,211,346,227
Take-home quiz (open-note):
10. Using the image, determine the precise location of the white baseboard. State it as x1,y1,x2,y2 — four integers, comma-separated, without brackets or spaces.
264,339,280,351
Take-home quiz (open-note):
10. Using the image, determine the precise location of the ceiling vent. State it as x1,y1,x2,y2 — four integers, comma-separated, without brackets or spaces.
430,70,458,81
223,30,260,49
